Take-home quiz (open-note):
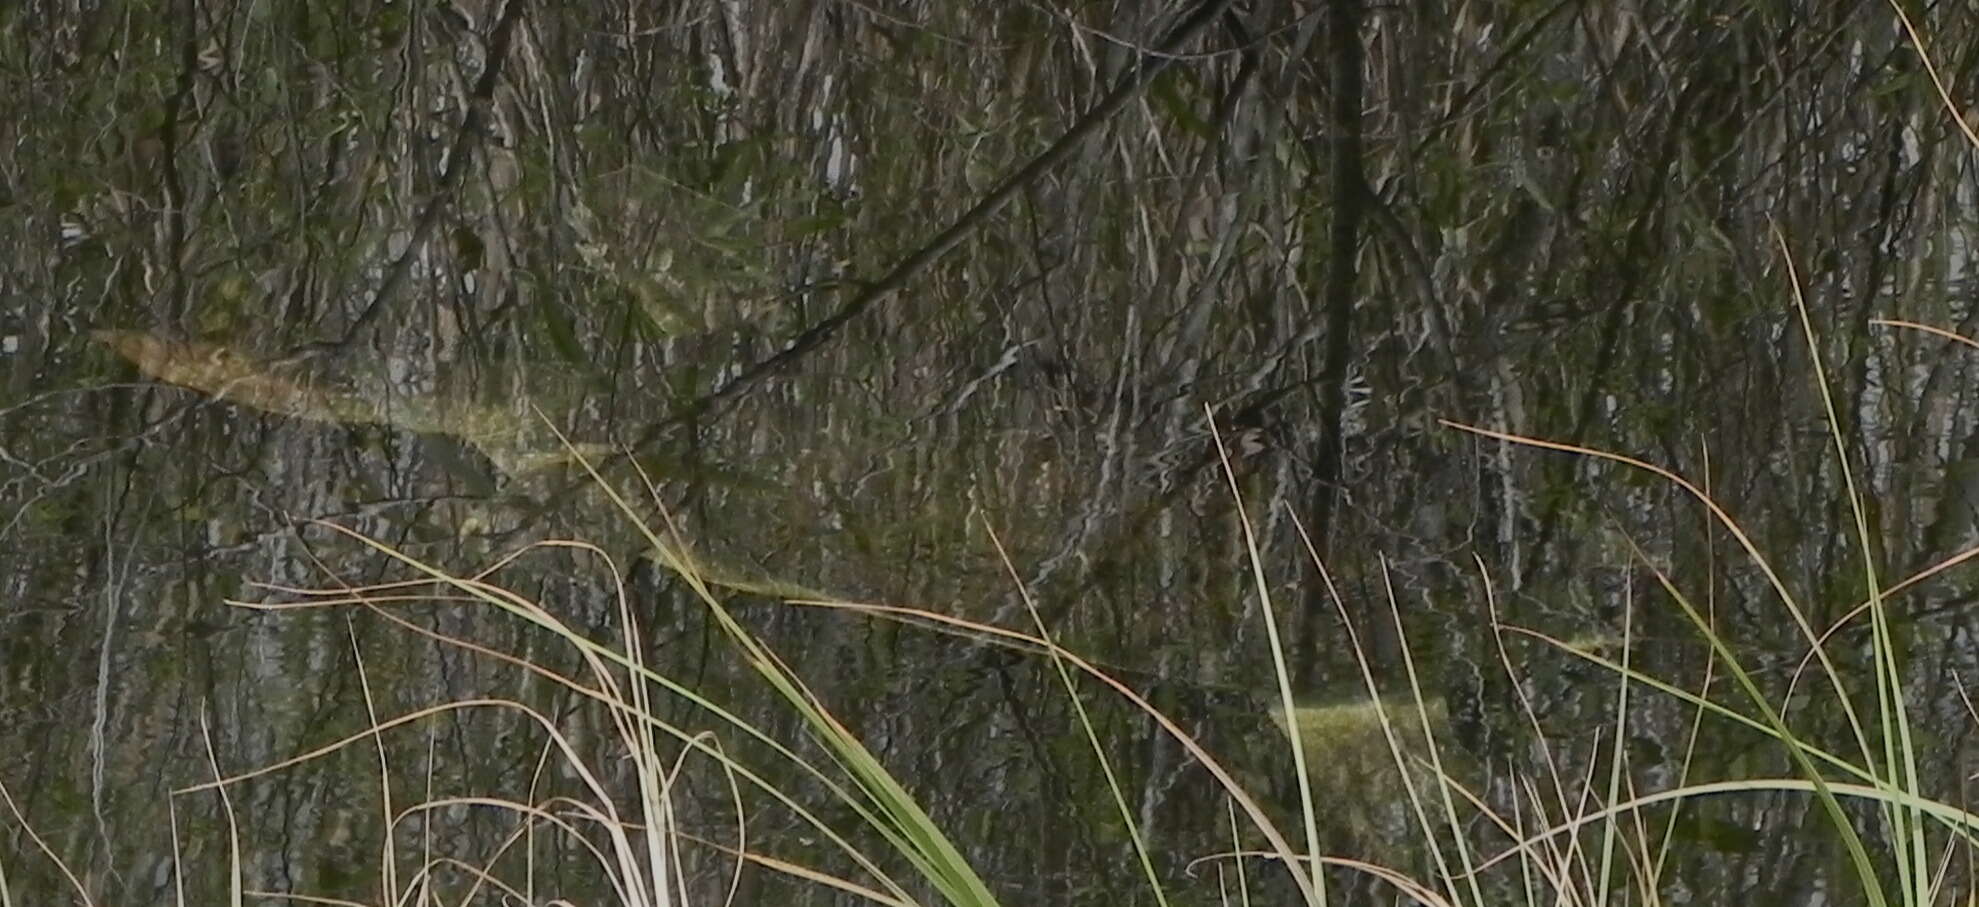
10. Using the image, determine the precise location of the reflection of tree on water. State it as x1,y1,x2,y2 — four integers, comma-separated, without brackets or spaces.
92,329,610,480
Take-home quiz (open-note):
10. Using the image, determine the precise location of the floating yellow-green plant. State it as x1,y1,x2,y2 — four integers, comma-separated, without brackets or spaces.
1269,693,1450,756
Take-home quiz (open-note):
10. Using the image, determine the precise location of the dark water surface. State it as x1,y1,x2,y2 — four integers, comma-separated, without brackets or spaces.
7,3,1979,905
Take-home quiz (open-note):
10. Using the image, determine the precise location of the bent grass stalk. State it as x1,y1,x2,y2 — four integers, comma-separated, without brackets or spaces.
226,537,929,906
1440,282,1979,905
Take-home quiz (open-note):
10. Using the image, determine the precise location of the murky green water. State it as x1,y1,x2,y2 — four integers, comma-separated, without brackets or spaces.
8,4,1979,905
